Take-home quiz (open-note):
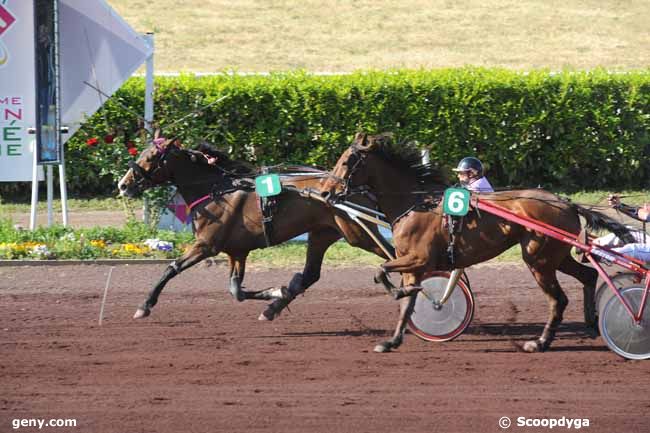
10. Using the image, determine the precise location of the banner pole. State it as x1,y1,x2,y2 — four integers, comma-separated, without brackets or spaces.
58,155,68,226
142,32,154,226
47,164,53,226
53,0,67,227
29,139,38,230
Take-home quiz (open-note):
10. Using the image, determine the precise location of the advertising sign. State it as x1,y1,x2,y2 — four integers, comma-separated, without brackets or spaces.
0,0,40,181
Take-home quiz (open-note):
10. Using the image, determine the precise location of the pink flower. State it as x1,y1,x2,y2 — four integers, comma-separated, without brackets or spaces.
126,141,135,149
86,137,99,147
128,147,138,156
104,134,114,144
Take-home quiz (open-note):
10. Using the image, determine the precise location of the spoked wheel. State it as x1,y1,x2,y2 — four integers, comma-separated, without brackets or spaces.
595,272,642,314
407,271,474,342
599,285,650,360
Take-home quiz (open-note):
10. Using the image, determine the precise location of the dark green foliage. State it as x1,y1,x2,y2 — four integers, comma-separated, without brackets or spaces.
3,68,648,198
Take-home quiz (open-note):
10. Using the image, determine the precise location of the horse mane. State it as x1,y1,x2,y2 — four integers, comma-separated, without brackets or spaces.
354,136,449,188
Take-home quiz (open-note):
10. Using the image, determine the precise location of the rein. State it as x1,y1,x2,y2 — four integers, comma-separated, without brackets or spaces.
188,195,213,211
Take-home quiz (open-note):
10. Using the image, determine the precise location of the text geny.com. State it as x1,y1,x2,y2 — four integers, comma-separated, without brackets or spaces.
12,419,77,430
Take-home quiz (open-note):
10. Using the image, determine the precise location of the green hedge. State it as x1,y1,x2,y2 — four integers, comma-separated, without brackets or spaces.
3,68,649,198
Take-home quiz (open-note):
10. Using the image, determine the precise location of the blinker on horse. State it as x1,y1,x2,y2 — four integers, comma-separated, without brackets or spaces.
322,132,633,353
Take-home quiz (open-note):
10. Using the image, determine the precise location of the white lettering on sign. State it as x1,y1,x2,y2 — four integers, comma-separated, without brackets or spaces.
447,191,466,213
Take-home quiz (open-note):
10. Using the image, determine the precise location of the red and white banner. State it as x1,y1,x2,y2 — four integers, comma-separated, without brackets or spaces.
0,0,39,181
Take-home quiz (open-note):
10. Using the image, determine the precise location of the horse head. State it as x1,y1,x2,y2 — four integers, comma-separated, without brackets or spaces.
117,137,179,197
321,132,396,198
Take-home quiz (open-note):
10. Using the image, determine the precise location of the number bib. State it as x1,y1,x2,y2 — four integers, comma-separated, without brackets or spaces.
443,187,470,216
255,174,282,197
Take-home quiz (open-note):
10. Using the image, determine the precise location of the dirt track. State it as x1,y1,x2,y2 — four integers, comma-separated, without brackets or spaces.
1,262,649,433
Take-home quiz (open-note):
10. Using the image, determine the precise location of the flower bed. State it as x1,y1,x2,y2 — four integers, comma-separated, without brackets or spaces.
0,219,193,260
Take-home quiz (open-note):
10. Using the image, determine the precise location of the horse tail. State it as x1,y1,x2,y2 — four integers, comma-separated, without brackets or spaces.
573,204,636,244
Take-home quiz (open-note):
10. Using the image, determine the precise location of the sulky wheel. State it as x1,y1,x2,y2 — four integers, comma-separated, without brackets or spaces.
407,271,474,342
595,273,642,315
599,285,650,360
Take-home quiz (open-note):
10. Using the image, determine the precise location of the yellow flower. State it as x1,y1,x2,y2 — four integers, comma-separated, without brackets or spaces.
121,243,150,255
90,240,106,249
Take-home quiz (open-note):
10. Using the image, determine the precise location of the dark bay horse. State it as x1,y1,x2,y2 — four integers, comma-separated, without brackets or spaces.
117,137,391,321
322,133,633,353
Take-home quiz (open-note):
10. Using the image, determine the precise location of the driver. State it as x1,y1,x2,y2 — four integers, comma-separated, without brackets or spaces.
452,157,494,193
600,195,650,263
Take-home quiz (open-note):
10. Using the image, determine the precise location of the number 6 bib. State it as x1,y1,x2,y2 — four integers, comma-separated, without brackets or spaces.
443,187,470,216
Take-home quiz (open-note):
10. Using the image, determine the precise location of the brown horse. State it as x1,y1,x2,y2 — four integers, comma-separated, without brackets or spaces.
322,133,633,353
117,137,391,321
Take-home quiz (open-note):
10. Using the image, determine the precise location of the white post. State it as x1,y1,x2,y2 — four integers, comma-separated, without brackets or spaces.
58,153,68,226
54,0,68,227
47,165,53,226
29,140,39,230
142,32,154,225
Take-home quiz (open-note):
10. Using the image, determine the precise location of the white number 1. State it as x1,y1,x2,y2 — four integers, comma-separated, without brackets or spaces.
262,177,275,194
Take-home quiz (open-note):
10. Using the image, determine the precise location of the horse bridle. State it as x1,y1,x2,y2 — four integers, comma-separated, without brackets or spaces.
332,145,368,200
127,138,175,189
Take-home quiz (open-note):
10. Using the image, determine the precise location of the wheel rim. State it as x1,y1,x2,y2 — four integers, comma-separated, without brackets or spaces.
407,272,474,342
595,273,640,314
599,286,650,360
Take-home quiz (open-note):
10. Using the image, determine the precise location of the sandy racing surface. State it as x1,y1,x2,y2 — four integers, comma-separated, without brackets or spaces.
1,262,649,433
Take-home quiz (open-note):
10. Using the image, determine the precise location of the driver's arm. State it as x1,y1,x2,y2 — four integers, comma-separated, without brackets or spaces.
609,195,649,222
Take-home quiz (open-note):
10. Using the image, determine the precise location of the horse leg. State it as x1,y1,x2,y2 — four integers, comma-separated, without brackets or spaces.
227,254,294,302
260,227,341,321
228,254,248,302
377,254,430,298
374,273,420,352
558,255,599,333
133,242,212,319
522,266,569,352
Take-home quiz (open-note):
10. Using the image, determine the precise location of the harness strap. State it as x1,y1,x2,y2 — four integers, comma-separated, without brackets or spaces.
188,195,212,211
445,214,456,268
258,167,277,248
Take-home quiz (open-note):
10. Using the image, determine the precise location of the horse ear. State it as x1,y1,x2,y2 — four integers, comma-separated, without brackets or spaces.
361,132,392,151
372,133,393,149
353,132,367,146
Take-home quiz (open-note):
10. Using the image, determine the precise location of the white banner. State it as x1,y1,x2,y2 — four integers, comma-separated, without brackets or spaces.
0,0,151,182
59,0,153,141
0,0,40,182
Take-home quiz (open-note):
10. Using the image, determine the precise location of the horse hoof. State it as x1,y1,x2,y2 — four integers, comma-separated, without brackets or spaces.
522,340,542,353
585,326,600,339
373,343,392,353
229,289,245,302
133,308,150,319
258,310,275,321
